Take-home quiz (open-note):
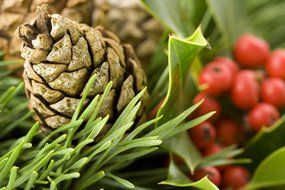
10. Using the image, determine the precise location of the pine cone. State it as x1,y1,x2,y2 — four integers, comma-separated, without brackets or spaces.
93,0,164,65
0,0,93,60
18,5,148,130
0,0,162,70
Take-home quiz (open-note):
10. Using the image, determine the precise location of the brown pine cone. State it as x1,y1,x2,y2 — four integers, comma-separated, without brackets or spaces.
18,4,148,131
0,0,93,60
93,0,164,65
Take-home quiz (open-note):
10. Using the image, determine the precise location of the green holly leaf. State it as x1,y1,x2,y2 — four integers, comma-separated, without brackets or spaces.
151,28,209,174
156,27,208,125
240,115,285,171
245,147,285,190
142,0,247,58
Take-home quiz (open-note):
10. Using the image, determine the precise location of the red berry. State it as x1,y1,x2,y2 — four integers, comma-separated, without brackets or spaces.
199,62,233,96
217,119,241,145
231,70,260,110
193,92,221,122
248,103,280,132
234,34,270,68
266,50,285,80
209,61,235,84
223,166,250,190
261,78,285,108
192,166,221,186
203,143,222,157
189,122,216,150
214,57,239,75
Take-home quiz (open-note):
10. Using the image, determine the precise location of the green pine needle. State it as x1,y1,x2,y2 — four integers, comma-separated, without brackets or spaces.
0,75,212,189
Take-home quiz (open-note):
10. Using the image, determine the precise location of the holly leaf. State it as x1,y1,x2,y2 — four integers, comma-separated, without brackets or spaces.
245,147,285,190
141,0,207,113
142,0,247,56
239,115,285,171
156,27,208,125
159,155,218,190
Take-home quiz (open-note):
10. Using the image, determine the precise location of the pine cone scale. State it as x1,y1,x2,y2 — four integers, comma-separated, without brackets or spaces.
32,63,67,82
31,80,64,103
68,37,92,71
23,61,45,83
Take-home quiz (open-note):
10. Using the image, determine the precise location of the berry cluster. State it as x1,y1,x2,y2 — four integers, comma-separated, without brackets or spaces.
188,34,285,189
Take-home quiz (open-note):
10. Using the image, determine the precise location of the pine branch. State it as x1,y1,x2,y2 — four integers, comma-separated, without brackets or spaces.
0,64,220,189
